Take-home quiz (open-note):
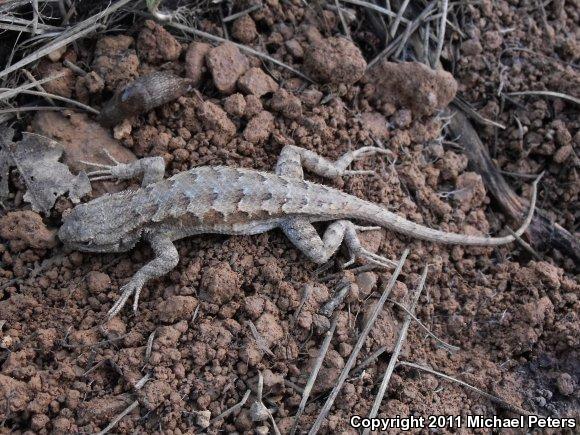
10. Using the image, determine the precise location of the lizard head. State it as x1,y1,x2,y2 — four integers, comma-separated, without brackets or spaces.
58,191,143,253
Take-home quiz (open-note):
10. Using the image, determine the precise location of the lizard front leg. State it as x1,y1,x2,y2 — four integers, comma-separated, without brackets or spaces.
276,144,390,179
82,152,166,187
107,232,178,318
281,217,396,268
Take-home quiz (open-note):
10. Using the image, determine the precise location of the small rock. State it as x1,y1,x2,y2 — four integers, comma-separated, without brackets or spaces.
304,37,367,85
105,316,126,337
37,62,74,98
139,380,172,410
356,272,377,297
255,312,284,346
0,374,30,413
360,112,389,139
0,211,56,250
556,373,575,396
270,88,302,119
232,15,257,44
198,100,237,141
285,39,304,59
92,35,139,91
206,43,249,93
484,30,503,49
223,93,246,117
365,61,457,116
84,71,105,93
454,172,486,212
156,295,198,323
553,144,572,164
86,271,111,293
199,262,241,305
238,67,279,97
244,94,263,118
47,45,67,62
137,19,182,63
196,410,211,429
185,42,211,86
301,88,323,108
243,111,274,143
461,39,483,56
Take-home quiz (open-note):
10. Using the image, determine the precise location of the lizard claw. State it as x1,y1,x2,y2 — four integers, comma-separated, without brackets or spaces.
107,280,144,318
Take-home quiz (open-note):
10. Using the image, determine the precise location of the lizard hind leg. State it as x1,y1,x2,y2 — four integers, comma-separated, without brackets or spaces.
280,217,395,269
275,144,391,179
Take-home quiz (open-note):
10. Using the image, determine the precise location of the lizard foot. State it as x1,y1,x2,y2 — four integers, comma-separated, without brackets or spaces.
343,147,391,177
342,224,396,269
81,149,125,182
107,280,144,318
342,247,397,269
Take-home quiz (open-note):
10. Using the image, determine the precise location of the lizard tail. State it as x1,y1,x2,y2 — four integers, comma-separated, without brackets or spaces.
356,174,542,246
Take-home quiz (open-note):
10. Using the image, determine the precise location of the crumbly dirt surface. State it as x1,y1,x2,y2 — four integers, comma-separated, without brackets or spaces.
1,1,578,434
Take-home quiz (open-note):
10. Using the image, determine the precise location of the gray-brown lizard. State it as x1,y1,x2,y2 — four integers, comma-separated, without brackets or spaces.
58,145,539,318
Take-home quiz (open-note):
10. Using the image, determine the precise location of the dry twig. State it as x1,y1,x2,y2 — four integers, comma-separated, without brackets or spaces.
308,249,409,434
363,266,429,435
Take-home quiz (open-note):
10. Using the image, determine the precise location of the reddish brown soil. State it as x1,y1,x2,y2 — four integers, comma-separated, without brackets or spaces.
0,1,578,434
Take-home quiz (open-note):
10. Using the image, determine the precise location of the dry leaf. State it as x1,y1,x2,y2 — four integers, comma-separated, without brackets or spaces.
0,127,91,213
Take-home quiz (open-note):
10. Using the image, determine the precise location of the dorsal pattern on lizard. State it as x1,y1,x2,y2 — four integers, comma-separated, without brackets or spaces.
58,145,540,318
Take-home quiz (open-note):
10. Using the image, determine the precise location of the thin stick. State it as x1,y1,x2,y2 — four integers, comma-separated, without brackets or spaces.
398,361,537,416
0,0,134,80
247,320,275,356
505,91,580,106
434,0,449,63
340,0,406,21
335,0,351,39
387,299,459,352
368,1,436,69
390,0,410,37
506,226,543,260
3,89,100,114
22,69,55,105
165,21,313,83
95,400,139,435
290,317,338,435
0,71,66,101
223,4,262,22
63,59,87,75
0,23,100,80
209,389,251,425
453,97,506,129
308,249,409,435
363,266,429,435
0,106,74,115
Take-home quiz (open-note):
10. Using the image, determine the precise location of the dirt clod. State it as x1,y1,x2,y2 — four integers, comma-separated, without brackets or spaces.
199,262,240,305
185,42,211,86
365,61,457,115
137,20,182,64
206,43,249,94
243,111,275,143
304,37,367,85
238,67,279,97
157,295,198,323
232,15,258,44
0,211,56,250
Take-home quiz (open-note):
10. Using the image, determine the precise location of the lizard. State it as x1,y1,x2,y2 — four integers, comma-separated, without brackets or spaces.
58,145,540,318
